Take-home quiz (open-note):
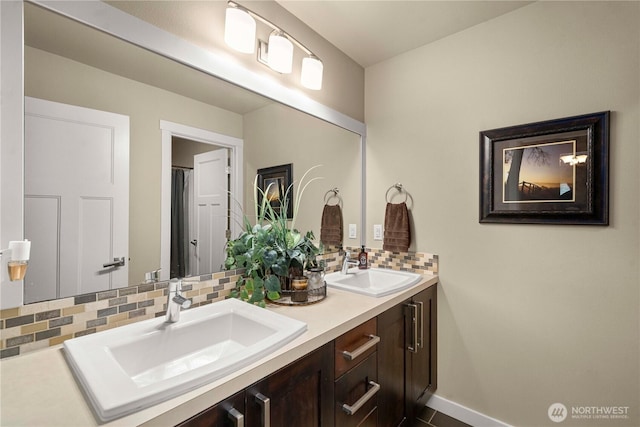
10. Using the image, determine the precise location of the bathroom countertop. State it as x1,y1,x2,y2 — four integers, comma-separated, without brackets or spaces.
0,273,438,427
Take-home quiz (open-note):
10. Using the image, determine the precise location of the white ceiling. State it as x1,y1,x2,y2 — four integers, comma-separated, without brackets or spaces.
277,1,533,67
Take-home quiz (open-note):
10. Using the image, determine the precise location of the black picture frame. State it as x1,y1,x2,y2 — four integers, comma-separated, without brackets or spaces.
479,111,609,225
257,163,294,219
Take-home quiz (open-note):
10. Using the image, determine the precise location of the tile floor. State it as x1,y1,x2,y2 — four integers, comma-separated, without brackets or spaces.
415,405,472,427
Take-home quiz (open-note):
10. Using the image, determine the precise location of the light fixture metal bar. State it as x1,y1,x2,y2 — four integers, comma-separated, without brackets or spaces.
227,1,318,58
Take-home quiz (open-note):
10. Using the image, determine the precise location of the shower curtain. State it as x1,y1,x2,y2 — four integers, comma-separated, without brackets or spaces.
171,168,193,279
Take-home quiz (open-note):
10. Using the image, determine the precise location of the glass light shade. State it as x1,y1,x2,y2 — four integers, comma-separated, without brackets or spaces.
268,31,293,73
224,7,256,54
301,56,323,90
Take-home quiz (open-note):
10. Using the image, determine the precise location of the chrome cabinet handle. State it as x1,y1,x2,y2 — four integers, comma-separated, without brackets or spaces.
342,334,380,361
102,257,125,268
341,380,381,415
255,393,270,427
227,407,244,427
417,301,424,350
406,303,418,353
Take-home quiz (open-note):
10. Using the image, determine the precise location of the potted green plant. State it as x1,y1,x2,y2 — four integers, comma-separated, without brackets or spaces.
225,167,321,307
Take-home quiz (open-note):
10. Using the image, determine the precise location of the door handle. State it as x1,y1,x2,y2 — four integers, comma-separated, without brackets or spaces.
102,257,125,268
227,407,244,427
255,393,270,427
341,380,381,415
342,334,380,361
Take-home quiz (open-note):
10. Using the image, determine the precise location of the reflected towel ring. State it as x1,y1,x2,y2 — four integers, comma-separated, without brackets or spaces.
385,183,409,204
324,187,342,207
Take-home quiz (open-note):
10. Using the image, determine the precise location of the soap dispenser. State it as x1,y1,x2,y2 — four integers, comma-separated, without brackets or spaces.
358,245,368,269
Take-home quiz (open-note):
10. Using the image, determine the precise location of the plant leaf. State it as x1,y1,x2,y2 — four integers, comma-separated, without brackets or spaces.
267,291,280,300
264,275,281,293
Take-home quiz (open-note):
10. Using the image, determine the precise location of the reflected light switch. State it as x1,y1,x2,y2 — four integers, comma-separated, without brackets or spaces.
373,224,383,241
348,224,357,239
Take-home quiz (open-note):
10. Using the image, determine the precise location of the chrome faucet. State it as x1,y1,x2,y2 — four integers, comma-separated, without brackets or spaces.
166,279,192,323
341,251,359,274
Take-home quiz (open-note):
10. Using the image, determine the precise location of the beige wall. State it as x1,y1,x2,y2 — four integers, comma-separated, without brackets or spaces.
25,46,243,285
365,2,639,426
243,103,361,248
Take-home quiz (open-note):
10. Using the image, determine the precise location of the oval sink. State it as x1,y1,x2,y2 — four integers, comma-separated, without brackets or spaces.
63,298,306,421
325,268,422,297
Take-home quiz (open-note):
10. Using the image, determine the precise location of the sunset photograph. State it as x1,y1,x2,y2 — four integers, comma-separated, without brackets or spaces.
503,140,576,203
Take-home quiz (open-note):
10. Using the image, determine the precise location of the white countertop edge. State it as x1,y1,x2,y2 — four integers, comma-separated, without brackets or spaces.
0,274,438,427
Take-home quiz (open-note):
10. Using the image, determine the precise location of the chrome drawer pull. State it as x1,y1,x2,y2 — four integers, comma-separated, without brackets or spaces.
227,407,244,427
342,334,380,361
255,393,270,427
342,380,381,415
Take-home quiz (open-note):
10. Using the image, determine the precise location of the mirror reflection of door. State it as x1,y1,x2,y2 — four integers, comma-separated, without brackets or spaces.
24,97,129,303
171,138,229,279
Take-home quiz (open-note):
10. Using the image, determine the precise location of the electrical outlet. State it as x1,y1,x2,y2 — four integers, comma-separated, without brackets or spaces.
373,224,383,240
348,224,357,239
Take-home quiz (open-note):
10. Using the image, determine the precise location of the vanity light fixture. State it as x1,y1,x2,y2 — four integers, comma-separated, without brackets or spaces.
267,30,294,73
560,152,588,166
224,6,256,54
224,1,323,90
301,55,323,90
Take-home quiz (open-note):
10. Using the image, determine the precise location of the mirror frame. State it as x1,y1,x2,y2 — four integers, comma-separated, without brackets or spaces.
0,0,367,308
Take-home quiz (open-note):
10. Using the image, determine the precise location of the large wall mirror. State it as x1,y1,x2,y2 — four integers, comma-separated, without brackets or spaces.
2,1,365,307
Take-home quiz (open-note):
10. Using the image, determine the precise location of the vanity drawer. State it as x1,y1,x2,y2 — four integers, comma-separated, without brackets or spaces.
335,352,379,427
335,317,378,378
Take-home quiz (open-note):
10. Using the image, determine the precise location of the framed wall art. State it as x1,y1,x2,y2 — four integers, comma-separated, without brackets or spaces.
257,163,293,219
479,111,609,225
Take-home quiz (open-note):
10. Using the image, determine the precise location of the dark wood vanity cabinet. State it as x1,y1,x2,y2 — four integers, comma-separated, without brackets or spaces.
178,284,437,427
178,343,334,427
178,391,245,427
378,286,437,426
245,342,334,426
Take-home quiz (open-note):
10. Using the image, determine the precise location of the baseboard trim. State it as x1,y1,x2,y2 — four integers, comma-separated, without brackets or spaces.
426,394,512,427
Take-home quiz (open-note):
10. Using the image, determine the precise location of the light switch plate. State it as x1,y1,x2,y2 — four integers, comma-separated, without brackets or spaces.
348,224,357,239
373,224,383,241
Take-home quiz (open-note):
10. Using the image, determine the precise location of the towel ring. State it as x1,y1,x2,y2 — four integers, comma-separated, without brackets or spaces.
385,183,409,204
324,187,342,207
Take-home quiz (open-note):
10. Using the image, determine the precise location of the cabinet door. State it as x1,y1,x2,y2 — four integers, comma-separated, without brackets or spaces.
406,286,437,421
245,342,334,427
377,300,408,427
377,285,438,427
177,390,245,427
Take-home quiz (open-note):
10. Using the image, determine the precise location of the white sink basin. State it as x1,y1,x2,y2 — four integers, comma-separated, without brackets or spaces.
63,298,306,421
325,268,422,297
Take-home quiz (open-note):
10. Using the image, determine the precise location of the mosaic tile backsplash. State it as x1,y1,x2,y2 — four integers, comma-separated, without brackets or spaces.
0,249,437,359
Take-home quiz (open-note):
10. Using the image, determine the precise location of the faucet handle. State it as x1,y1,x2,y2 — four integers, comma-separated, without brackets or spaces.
172,294,192,309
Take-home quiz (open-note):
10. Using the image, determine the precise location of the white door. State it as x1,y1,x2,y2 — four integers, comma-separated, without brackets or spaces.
193,149,228,275
24,97,129,302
